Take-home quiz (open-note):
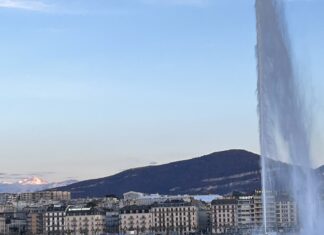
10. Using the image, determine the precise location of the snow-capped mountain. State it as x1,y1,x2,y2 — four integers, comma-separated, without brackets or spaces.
18,177,48,185
0,177,77,193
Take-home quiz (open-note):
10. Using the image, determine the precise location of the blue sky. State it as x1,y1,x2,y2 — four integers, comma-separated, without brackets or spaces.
0,0,323,182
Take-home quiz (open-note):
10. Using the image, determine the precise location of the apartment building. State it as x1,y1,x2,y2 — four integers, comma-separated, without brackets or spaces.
237,193,275,230
26,207,45,235
0,194,19,204
210,192,292,233
120,201,199,235
43,205,66,235
237,196,254,230
262,192,277,230
151,201,198,235
211,198,237,234
119,205,152,234
106,210,119,234
197,203,212,234
19,191,71,203
252,192,263,228
276,195,297,230
65,207,106,235
0,204,15,213
6,214,27,235
0,216,6,234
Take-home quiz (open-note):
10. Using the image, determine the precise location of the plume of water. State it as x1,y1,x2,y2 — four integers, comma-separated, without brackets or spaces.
255,0,323,234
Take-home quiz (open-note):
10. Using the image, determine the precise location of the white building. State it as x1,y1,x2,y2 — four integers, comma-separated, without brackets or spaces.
122,191,191,206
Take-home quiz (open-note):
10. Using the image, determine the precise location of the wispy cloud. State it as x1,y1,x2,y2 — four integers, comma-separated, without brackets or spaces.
0,0,50,11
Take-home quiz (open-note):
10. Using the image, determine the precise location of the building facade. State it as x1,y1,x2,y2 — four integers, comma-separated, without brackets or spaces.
44,205,66,235
19,191,71,203
26,207,45,235
276,195,297,231
119,205,152,235
151,201,198,235
0,217,6,234
211,198,237,234
65,207,106,235
106,210,119,234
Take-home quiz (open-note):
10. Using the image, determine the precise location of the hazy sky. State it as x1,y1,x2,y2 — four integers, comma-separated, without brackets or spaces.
0,0,323,182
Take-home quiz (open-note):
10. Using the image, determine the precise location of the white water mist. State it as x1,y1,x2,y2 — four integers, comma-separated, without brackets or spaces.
256,0,323,234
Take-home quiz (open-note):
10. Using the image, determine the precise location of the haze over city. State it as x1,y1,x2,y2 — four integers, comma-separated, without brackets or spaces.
1,0,324,183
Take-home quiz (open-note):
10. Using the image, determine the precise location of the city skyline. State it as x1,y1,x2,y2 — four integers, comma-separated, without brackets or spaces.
1,0,324,182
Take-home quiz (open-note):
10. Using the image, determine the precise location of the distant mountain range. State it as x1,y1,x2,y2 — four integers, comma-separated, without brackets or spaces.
55,149,295,198
0,177,77,193
5,150,324,197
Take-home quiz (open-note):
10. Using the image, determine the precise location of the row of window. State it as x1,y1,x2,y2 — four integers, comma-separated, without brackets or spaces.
152,208,195,212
